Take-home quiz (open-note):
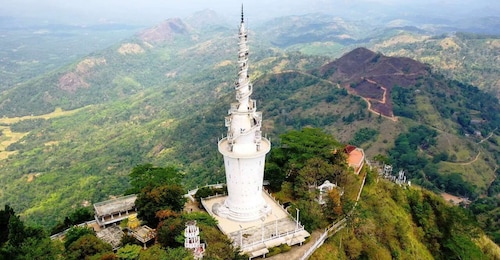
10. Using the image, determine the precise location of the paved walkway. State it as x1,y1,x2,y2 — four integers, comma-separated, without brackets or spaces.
267,230,322,260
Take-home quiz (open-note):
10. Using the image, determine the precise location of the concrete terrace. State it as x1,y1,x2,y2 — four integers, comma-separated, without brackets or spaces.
202,190,310,258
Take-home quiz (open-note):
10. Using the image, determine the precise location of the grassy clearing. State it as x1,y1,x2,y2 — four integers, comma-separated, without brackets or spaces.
0,107,83,125
438,157,496,192
0,127,28,159
0,107,84,159
415,95,447,130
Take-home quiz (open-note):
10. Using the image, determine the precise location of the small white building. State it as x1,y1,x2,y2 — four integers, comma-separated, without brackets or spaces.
317,180,344,205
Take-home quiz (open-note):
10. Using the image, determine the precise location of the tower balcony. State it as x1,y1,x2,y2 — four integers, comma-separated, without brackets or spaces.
228,103,239,114
236,84,252,97
228,100,256,115
236,92,250,101
238,33,248,41
238,45,249,53
227,132,234,143
239,52,249,59
254,130,262,143
238,68,248,76
254,111,262,119
234,79,249,90
249,99,257,112
238,58,249,66
218,135,271,157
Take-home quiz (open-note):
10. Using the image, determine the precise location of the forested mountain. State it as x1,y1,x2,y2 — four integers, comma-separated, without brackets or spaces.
0,11,498,248
259,14,500,100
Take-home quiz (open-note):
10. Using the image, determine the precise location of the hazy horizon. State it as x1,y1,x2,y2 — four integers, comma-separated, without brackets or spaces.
1,0,499,26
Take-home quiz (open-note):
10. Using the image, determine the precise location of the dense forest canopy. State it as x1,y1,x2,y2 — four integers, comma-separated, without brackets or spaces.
0,8,499,258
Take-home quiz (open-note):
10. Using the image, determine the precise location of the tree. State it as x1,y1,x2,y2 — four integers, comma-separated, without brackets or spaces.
264,161,286,191
165,247,194,260
183,212,218,227
343,235,363,259
0,205,15,246
194,186,227,204
139,244,168,260
201,225,247,260
89,252,118,260
66,234,112,260
7,214,28,247
295,157,333,198
265,128,344,191
64,226,95,249
116,244,142,260
156,217,185,248
135,184,187,227
52,207,94,235
126,164,183,194
295,200,327,231
19,237,62,260
0,205,59,259
326,188,343,219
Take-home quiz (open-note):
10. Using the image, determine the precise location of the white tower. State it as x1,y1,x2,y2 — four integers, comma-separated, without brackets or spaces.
215,7,271,222
184,220,205,259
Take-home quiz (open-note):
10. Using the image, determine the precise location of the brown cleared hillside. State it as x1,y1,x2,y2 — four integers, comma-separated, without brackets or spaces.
312,47,429,117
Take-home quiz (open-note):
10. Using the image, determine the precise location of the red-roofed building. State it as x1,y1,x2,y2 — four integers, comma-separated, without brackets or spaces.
344,145,365,175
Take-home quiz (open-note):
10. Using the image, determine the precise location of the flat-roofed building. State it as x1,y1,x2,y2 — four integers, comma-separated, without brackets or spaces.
94,194,138,227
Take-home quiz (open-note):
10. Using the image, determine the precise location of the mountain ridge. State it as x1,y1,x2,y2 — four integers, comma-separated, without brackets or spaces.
136,18,189,44
0,15,498,247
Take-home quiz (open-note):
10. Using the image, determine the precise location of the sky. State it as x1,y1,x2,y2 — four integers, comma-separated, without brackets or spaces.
1,0,499,25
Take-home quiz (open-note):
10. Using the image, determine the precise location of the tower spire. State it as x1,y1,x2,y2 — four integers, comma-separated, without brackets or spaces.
241,4,244,23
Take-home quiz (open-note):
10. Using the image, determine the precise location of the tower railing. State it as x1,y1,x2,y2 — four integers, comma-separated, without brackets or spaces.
236,90,251,101
227,100,257,115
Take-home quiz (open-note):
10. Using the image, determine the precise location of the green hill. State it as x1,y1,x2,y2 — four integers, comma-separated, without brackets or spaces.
311,175,500,259
0,14,498,247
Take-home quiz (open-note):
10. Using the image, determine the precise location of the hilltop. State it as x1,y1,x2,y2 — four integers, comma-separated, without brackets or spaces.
0,12,498,247
313,47,429,117
137,18,189,44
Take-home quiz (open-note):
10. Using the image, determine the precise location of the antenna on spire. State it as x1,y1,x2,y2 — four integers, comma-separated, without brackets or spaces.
241,4,244,23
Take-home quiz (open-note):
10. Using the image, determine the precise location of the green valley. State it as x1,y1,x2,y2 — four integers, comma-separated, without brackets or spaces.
0,9,499,258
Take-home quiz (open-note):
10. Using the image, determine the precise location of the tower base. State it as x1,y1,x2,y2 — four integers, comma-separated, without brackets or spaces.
201,191,310,258
212,200,272,222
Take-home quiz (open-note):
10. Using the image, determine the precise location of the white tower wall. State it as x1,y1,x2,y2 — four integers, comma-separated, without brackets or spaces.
215,7,271,222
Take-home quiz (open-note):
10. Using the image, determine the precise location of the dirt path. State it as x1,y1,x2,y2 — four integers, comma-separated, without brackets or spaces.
478,128,497,144
458,151,481,165
360,96,398,122
267,230,323,260
364,78,388,104
482,165,499,197
359,78,398,122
